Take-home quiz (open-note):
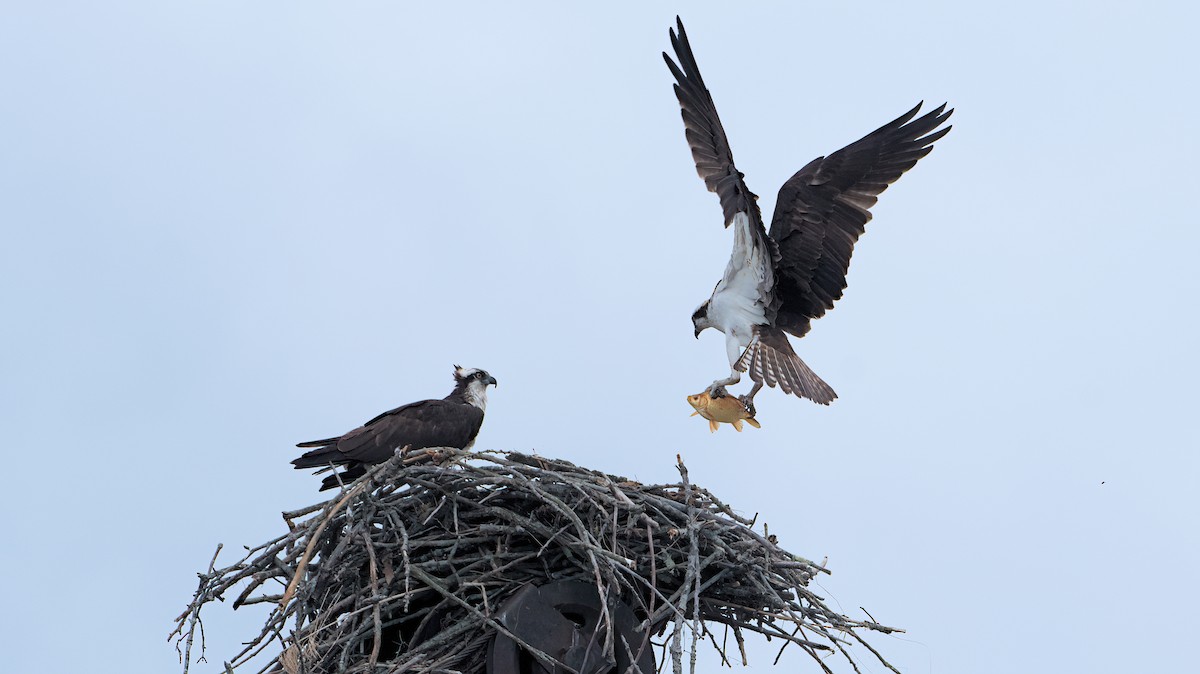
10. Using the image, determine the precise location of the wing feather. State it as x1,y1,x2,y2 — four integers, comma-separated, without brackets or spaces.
769,103,953,337
663,17,763,229
666,18,781,322
300,399,484,466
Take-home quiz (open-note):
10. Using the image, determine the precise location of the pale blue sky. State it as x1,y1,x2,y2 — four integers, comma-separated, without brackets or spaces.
2,2,1198,673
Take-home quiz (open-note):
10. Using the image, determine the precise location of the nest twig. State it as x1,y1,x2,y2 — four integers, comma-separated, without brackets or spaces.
170,448,902,674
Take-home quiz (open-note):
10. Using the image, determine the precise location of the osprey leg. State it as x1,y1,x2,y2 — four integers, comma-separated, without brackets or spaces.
739,380,764,413
707,370,741,398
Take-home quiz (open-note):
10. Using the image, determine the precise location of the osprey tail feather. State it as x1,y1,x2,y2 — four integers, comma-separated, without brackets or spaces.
318,464,366,491
291,444,342,469
295,437,339,449
736,330,837,405
292,445,368,491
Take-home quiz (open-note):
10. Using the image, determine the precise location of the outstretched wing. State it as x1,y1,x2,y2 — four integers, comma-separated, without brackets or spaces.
769,103,953,338
663,17,763,229
665,17,780,326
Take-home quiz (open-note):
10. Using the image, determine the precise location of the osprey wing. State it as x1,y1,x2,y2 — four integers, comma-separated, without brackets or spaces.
666,17,780,322
295,399,484,467
338,399,484,462
663,17,763,230
768,103,952,337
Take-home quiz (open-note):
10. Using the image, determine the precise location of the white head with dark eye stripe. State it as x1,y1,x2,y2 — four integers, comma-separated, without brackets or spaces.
452,365,498,410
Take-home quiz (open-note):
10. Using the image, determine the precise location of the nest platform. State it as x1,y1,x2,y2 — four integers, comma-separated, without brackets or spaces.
172,448,902,674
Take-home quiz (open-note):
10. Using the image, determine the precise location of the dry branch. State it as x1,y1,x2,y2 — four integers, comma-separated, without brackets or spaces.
171,448,901,673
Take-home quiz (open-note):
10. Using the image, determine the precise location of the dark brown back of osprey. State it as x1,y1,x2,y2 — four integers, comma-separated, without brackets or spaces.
171,448,902,673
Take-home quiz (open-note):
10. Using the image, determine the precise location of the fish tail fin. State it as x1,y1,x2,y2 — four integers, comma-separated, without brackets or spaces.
745,418,761,429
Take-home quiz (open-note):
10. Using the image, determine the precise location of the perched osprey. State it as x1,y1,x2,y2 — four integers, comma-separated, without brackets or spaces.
664,18,952,405
292,365,497,490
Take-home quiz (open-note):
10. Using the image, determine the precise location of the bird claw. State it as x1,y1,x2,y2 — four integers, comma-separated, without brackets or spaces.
707,384,729,399
738,395,756,417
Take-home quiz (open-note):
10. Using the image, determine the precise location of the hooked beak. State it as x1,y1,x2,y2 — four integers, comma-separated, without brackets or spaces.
486,375,498,387
694,328,701,339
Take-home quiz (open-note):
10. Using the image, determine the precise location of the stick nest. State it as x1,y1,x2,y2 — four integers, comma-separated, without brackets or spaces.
171,448,902,674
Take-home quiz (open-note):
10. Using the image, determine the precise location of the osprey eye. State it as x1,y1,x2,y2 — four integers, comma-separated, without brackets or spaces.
475,372,485,379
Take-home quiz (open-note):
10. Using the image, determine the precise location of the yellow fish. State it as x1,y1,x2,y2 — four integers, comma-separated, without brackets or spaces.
686,391,761,432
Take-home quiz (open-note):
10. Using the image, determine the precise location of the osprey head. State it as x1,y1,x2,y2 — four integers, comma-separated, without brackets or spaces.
453,365,498,388
452,364,498,411
692,301,713,339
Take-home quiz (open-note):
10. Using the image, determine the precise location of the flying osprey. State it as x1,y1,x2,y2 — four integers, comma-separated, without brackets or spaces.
664,18,952,406
292,365,497,490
